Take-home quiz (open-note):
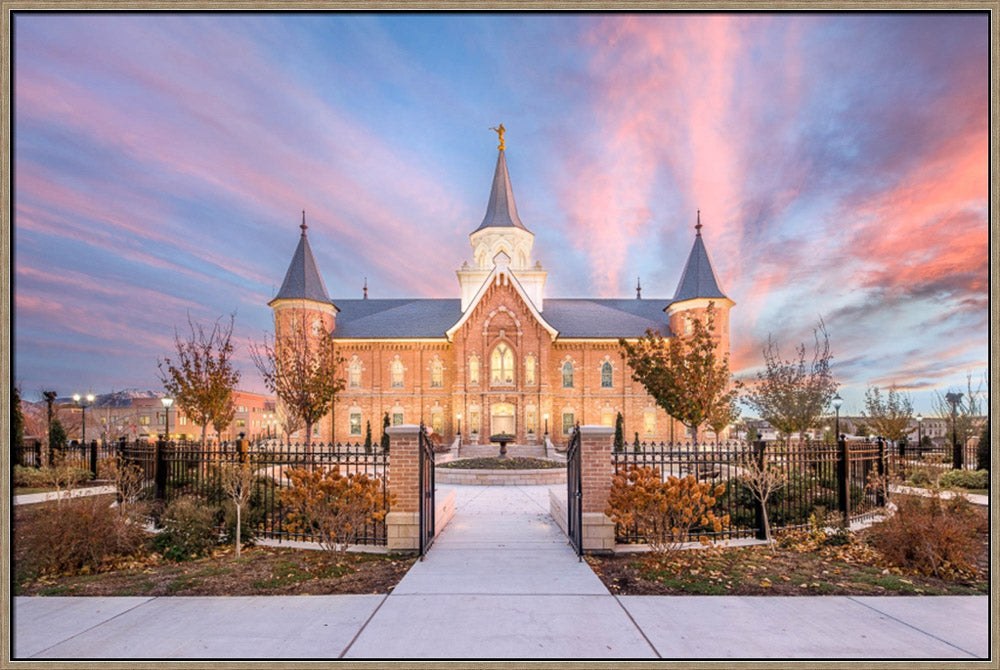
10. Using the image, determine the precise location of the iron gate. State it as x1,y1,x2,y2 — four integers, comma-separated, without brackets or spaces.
418,423,436,559
565,424,583,559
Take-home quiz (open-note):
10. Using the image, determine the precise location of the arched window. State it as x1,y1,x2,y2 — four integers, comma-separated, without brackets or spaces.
390,358,404,388
562,361,574,388
491,343,514,385
601,361,613,388
469,355,480,385
430,359,443,388
524,355,536,386
311,318,323,336
348,359,362,388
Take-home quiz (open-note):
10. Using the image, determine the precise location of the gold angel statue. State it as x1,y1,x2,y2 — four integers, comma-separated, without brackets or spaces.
489,123,505,150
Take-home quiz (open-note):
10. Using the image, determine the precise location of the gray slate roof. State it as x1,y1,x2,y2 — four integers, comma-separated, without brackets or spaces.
274,231,332,303
474,150,529,233
330,298,671,339
672,235,728,302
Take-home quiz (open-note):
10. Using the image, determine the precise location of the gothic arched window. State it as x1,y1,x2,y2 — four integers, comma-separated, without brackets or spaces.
390,359,404,388
469,355,480,385
562,361,574,388
524,355,536,386
491,343,515,385
601,361,613,388
348,359,362,388
430,359,443,388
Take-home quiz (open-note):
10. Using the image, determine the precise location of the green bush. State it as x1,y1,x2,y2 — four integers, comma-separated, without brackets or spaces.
13,465,93,489
939,469,988,491
153,496,219,561
17,495,148,578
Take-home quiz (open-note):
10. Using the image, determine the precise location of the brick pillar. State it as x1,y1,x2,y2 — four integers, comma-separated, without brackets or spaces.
385,425,421,551
579,424,616,553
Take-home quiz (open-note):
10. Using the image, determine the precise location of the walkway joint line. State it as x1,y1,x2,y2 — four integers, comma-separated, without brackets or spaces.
845,596,981,659
612,593,662,659
338,593,391,659
24,597,156,659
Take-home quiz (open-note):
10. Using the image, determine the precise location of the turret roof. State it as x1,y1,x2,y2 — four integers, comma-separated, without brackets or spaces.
474,149,529,233
672,215,728,302
273,213,332,304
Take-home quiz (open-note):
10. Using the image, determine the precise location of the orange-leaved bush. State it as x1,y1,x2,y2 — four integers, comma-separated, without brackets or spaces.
606,465,728,557
281,466,392,555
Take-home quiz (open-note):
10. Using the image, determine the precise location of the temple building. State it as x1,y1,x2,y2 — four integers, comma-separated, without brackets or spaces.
268,132,734,446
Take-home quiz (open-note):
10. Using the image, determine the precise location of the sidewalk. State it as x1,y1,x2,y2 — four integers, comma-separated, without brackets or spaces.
12,485,990,660
13,485,116,506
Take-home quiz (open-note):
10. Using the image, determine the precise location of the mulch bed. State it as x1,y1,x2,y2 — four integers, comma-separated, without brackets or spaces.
588,505,988,597
13,499,415,597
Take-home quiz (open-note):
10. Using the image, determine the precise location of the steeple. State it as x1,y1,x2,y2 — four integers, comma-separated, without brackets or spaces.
474,137,529,233
672,212,727,302
272,211,332,304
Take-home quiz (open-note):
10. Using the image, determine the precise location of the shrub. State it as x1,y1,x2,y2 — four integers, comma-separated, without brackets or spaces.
905,464,940,488
868,492,983,579
17,495,148,577
939,469,988,491
153,496,219,561
13,465,93,489
605,465,728,558
48,420,68,463
281,466,391,555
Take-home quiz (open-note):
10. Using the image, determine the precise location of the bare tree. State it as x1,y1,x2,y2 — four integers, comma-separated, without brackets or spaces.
737,450,786,544
276,400,302,443
620,303,740,443
743,321,837,446
219,459,256,558
251,308,344,450
932,372,985,446
158,315,241,449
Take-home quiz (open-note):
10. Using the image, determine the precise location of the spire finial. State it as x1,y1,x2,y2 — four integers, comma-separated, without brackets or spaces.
300,210,308,237
636,276,642,299
363,277,368,300
489,123,506,151
695,209,702,237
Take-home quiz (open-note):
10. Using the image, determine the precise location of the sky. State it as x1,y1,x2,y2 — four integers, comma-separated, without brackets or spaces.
11,12,990,415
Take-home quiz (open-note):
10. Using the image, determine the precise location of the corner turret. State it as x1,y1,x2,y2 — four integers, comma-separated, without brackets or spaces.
269,211,338,338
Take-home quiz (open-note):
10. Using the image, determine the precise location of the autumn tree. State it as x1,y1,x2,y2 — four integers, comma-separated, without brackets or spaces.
620,303,740,444
251,308,344,450
212,394,236,441
743,321,837,446
708,397,740,445
859,385,913,446
158,314,241,448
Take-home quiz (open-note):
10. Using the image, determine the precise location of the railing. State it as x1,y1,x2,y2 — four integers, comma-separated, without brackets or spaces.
611,438,889,544
119,440,390,545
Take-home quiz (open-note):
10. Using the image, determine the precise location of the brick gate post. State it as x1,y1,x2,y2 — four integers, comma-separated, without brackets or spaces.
385,425,421,551
579,425,616,553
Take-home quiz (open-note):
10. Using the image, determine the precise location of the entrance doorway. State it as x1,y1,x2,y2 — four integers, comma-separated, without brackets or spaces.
491,402,515,436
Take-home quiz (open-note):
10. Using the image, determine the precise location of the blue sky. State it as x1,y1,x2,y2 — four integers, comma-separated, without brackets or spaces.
12,12,990,414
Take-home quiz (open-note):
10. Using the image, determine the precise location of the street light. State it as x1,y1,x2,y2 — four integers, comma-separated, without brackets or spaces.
945,392,964,469
73,393,95,445
832,393,843,442
161,397,174,442
915,413,923,454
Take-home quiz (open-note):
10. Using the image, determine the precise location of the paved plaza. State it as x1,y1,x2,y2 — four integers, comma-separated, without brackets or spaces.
13,485,990,660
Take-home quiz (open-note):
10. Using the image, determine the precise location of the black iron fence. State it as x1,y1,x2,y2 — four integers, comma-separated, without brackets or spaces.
612,438,888,544
13,439,118,476
117,440,390,546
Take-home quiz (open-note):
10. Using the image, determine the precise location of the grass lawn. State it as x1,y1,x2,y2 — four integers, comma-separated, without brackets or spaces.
438,456,564,470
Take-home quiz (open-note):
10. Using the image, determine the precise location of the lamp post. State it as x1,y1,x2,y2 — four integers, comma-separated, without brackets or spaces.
73,393,95,445
161,397,174,442
543,413,549,438
832,393,843,442
915,413,923,455
945,392,963,469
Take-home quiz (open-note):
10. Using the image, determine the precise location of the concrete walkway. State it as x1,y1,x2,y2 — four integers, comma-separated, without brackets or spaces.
13,485,116,506
13,484,990,660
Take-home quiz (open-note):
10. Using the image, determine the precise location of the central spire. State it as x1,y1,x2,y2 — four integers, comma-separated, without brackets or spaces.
474,128,528,233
